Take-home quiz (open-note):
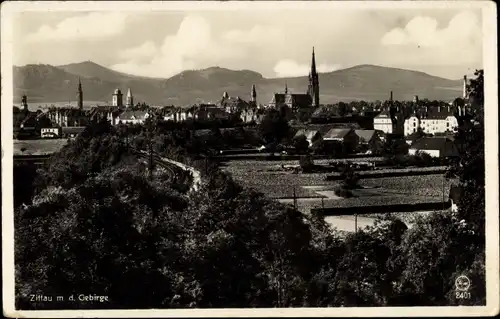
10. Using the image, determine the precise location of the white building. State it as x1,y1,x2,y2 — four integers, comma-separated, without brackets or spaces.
41,127,60,138
117,110,151,125
404,106,458,136
373,110,393,134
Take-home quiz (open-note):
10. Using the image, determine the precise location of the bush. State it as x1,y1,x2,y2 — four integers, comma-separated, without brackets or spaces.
299,155,315,172
334,186,354,198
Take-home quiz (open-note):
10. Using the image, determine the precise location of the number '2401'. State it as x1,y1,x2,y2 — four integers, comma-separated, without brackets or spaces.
456,291,471,299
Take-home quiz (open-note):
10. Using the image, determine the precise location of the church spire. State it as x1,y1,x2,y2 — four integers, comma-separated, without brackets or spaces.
285,82,288,94
126,88,134,108
308,47,320,107
251,84,257,104
311,46,317,76
77,77,83,110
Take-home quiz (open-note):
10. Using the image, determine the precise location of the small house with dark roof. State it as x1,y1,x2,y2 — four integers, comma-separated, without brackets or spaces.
408,137,459,158
354,129,380,144
294,129,322,147
323,128,359,152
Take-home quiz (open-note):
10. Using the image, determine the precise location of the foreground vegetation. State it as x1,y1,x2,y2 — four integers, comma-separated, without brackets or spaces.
14,71,485,308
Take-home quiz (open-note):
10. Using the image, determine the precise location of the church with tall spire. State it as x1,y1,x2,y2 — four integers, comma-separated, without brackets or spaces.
268,47,320,109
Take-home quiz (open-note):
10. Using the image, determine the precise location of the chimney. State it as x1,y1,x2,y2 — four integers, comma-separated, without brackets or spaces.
390,91,393,101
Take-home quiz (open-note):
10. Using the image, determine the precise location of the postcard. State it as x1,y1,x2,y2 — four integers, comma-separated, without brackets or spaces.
2,1,498,317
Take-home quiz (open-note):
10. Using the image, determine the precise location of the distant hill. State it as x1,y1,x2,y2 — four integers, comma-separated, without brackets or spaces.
13,61,464,106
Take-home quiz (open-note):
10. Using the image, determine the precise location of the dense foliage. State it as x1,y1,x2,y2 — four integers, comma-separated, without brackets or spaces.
14,72,485,309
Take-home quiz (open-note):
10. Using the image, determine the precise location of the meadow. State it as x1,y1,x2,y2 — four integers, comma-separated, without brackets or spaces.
223,159,457,209
14,139,68,156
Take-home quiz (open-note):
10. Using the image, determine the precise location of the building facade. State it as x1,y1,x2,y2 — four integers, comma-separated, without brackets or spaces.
403,106,458,136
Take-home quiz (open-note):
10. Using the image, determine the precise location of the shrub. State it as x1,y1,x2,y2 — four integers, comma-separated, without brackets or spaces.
299,155,315,173
334,186,354,198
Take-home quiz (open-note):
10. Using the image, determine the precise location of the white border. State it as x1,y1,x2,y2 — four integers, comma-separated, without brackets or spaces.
2,1,498,317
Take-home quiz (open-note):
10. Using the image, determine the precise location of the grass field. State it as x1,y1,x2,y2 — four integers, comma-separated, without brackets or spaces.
223,159,458,207
14,139,68,156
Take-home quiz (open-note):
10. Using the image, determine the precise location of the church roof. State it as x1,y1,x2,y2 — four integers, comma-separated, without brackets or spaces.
270,93,311,107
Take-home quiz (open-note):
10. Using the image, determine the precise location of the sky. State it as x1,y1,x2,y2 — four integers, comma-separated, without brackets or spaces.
12,5,483,80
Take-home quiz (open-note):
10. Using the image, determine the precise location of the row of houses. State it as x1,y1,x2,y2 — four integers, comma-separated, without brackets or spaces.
294,127,382,151
294,125,459,158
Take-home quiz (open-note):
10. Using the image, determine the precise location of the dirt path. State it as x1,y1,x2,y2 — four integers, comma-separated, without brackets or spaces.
157,156,202,193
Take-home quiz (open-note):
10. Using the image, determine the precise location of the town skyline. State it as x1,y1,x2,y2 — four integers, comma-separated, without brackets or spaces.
13,6,482,80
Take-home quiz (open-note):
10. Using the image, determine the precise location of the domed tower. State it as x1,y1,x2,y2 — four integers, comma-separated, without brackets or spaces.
112,89,123,107
126,88,134,108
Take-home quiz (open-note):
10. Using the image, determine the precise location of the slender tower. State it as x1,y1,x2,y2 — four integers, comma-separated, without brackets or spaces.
126,88,134,108
251,84,257,104
463,75,468,99
308,47,320,107
284,82,288,94
21,94,28,111
77,77,83,110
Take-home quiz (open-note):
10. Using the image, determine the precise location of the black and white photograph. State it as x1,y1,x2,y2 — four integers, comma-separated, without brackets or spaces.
2,1,498,317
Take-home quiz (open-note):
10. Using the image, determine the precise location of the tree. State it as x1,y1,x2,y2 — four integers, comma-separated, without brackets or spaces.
258,109,290,146
337,102,349,117
299,155,315,173
293,135,310,154
467,69,484,122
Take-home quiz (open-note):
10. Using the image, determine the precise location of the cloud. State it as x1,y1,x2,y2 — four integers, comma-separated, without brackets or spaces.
222,25,285,45
381,11,480,48
119,41,158,62
25,12,128,42
380,10,481,67
111,15,282,78
273,59,341,77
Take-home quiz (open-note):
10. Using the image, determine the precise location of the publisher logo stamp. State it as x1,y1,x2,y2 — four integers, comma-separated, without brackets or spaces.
455,275,470,292
455,275,471,300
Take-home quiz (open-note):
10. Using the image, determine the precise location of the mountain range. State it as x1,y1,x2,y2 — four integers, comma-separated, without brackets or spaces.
13,61,465,107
